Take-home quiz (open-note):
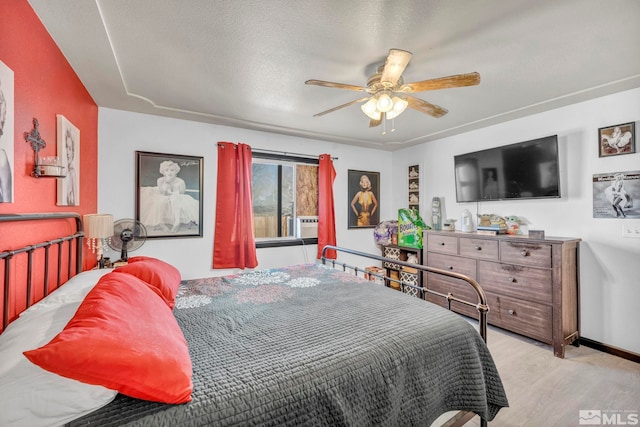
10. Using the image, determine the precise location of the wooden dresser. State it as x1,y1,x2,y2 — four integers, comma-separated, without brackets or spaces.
424,230,580,358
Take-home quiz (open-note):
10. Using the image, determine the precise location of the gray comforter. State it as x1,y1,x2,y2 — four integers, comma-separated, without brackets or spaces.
69,263,508,426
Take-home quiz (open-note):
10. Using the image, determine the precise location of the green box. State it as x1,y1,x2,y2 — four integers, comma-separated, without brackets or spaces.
398,208,428,249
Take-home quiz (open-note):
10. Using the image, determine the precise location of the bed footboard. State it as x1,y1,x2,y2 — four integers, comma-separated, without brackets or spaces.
321,245,491,427
320,245,489,343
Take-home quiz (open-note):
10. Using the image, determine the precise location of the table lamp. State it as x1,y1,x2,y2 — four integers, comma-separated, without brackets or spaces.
83,213,114,268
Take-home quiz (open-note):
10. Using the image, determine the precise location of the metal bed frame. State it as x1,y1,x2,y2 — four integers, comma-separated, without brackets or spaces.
0,215,491,426
0,212,84,330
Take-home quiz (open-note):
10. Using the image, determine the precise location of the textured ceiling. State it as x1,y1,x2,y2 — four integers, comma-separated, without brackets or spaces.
28,0,640,150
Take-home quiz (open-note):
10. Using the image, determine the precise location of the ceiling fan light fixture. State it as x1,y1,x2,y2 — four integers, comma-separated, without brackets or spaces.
385,110,399,120
364,109,382,121
376,92,393,112
392,96,408,114
383,97,408,120
361,98,381,120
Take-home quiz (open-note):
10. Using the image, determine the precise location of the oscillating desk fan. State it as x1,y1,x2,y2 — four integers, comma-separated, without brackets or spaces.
108,218,147,263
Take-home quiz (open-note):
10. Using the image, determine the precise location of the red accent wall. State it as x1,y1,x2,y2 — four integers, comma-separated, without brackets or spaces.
0,0,99,328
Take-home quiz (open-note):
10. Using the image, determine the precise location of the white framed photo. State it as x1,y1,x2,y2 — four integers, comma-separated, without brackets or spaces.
56,115,80,206
592,170,639,218
0,60,14,203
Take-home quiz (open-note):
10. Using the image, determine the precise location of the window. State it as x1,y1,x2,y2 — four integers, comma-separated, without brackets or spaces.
252,152,319,248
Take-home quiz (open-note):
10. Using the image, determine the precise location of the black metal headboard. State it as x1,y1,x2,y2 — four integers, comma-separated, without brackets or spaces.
0,213,84,331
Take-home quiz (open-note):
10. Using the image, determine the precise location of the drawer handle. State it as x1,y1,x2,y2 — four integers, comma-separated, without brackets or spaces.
475,245,482,251
508,277,517,283
439,242,445,246
447,265,454,270
520,250,530,257
508,309,516,316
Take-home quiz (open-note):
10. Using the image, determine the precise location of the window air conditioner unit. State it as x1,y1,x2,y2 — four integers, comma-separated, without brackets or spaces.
296,216,318,238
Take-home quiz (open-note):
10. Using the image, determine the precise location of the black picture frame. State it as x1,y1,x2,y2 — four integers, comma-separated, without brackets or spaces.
348,169,380,229
598,122,636,157
136,151,203,238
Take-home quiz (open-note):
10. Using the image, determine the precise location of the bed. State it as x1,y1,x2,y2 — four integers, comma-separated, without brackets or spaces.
0,213,508,427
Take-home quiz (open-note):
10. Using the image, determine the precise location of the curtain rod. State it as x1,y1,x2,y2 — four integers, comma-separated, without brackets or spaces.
252,148,338,161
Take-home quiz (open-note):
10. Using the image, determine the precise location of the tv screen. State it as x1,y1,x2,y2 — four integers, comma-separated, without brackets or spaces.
454,135,560,202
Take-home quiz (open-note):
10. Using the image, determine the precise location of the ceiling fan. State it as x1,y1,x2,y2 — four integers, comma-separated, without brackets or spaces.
305,49,480,133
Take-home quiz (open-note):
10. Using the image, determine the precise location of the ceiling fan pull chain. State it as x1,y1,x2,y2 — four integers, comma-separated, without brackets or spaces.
391,117,396,133
382,114,387,135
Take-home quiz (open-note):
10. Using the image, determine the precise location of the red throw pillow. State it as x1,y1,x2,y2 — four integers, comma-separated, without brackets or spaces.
116,256,181,309
24,272,192,404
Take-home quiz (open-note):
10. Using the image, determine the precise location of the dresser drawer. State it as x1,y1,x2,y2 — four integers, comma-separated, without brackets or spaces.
460,237,499,260
486,293,552,343
426,234,459,255
426,252,477,279
500,241,552,268
479,261,552,304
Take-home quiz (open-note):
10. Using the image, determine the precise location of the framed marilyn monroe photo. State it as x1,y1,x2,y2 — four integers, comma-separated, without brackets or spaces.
348,169,380,229
136,151,203,238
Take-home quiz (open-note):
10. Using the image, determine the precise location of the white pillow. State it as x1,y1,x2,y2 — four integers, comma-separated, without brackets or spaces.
19,269,112,316
0,270,117,427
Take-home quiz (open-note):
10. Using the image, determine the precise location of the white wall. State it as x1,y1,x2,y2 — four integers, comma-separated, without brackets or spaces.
99,88,639,354
391,88,640,354
98,108,391,280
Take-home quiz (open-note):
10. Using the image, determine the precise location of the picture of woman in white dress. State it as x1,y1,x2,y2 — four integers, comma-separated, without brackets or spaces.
140,160,200,233
604,173,632,218
592,170,639,219
56,114,80,206
63,129,77,205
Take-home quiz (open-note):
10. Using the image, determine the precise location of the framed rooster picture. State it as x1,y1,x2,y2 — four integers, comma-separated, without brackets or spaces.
599,122,635,157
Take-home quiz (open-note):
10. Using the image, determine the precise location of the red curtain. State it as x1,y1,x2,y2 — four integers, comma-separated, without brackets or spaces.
212,142,258,269
317,154,337,259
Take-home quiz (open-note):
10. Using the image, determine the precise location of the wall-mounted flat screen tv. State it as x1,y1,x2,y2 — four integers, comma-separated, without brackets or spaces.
454,135,560,202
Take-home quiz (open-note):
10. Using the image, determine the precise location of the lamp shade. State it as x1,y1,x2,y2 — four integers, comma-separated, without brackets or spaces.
392,96,408,114
376,93,393,112
361,98,381,120
84,214,114,239
386,97,409,120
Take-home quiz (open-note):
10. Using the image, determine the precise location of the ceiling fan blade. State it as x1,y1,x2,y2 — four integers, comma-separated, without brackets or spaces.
313,97,370,117
399,72,481,93
305,79,367,92
369,117,382,128
380,49,412,86
406,96,449,118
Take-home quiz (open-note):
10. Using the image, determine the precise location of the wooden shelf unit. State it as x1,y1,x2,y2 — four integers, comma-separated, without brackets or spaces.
424,230,580,358
381,244,423,298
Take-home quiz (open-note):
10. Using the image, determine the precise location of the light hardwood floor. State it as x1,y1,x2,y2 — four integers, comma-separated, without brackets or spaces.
467,326,640,427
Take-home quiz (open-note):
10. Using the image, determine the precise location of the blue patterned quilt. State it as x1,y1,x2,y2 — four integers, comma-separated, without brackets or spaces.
69,263,507,426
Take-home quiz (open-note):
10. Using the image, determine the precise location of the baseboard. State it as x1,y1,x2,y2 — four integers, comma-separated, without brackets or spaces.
580,337,640,364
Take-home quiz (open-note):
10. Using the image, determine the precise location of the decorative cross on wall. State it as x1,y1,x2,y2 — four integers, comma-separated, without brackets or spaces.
24,117,46,153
